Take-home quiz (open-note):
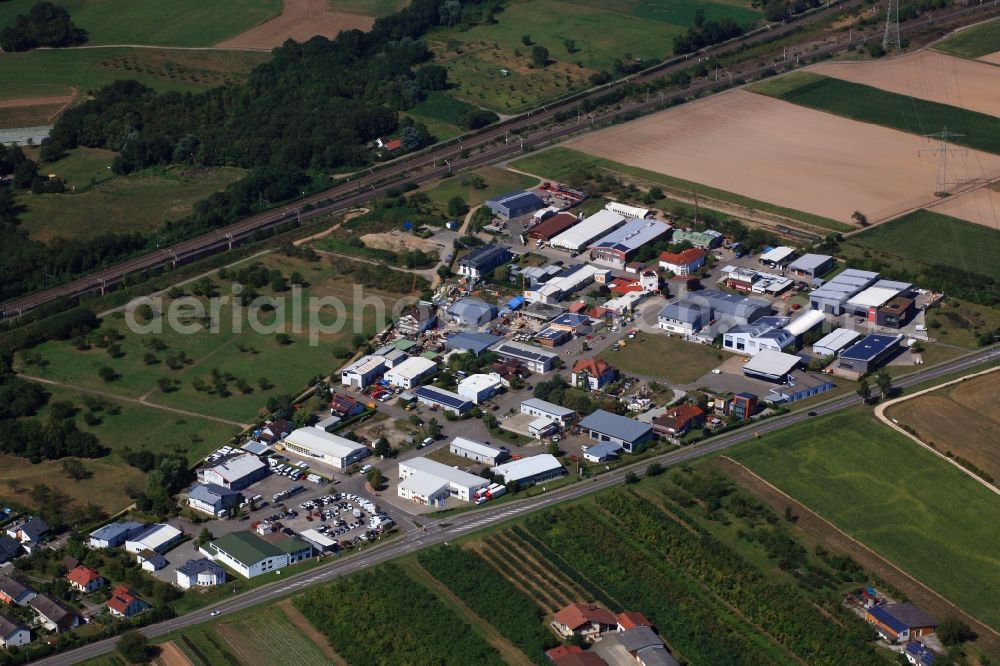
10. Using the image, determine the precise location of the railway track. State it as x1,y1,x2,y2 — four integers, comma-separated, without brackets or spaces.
4,0,995,318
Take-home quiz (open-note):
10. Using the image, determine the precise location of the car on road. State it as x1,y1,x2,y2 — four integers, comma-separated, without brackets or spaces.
807,411,818,416
210,610,220,616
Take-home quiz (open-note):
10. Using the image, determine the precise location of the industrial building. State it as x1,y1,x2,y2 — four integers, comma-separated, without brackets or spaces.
446,297,498,328
491,454,566,486
719,265,793,295
670,229,722,249
88,522,145,549
444,331,502,356
486,190,546,219
449,437,506,465
550,210,626,251
659,289,771,335
758,246,797,268
197,453,269,491
341,354,387,388
766,371,834,403
414,385,474,414
491,341,559,373
741,350,802,383
605,201,650,219
207,532,312,579
397,457,489,506
657,301,708,335
457,373,503,404
186,483,240,517
788,253,834,279
808,269,880,315
837,334,902,374
125,524,182,555
527,212,581,242
534,327,572,347
659,248,706,276
458,244,513,279
521,398,576,427
588,219,671,269
578,410,654,453
523,264,602,304
812,328,862,357
281,428,370,469
723,316,793,356
384,356,438,389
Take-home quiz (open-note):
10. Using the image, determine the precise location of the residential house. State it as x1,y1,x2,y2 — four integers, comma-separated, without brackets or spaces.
651,404,705,439
865,603,937,643
30,594,78,633
571,359,618,391
659,248,706,276
329,393,366,419
257,419,294,444
197,453,268,491
187,483,241,517
0,535,22,564
617,611,653,631
578,410,654,453
176,559,226,590
88,521,146,549
66,566,104,594
107,584,149,619
729,392,758,421
904,641,935,666
395,303,437,335
583,441,622,463
0,575,35,606
552,602,618,639
0,615,30,649
6,517,48,552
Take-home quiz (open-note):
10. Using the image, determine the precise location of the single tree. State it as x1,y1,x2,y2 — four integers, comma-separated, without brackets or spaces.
646,462,664,477
624,471,639,484
447,195,468,218
857,378,871,403
195,527,214,548
874,370,892,399
564,39,576,53
521,34,532,45
531,45,549,68
367,467,386,489
117,630,150,664
937,618,975,645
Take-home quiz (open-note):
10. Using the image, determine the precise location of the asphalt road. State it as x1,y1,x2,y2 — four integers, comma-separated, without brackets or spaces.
36,345,998,665
0,0,894,319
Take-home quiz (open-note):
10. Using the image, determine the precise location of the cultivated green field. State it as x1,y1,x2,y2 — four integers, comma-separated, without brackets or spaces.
602,333,728,384
404,92,484,140
329,0,410,18
18,163,248,242
16,254,411,423
510,147,851,231
431,0,758,112
750,72,1000,154
934,17,1000,58
846,209,1000,280
732,408,1000,631
0,0,281,47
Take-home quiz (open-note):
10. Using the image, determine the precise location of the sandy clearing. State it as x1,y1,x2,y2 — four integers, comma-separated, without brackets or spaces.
359,230,445,254
569,89,1000,223
217,0,374,49
980,50,1000,65
810,50,1000,118
155,641,193,666
928,183,1000,229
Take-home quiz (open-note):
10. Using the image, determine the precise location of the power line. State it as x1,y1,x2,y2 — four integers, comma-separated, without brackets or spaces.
883,0,901,50
919,128,965,197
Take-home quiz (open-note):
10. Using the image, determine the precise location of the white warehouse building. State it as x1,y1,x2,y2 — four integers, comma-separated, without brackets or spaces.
397,457,489,507
457,373,503,404
549,210,626,251
281,428,370,470
449,437,506,465
491,454,566,486
384,356,438,389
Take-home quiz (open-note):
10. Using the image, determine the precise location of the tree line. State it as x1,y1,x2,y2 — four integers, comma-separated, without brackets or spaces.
0,1,87,52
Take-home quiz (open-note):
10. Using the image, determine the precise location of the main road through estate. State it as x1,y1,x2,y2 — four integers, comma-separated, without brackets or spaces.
36,346,1000,665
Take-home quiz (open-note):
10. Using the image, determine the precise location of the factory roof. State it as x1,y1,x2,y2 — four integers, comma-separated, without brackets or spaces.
589,219,671,254
847,286,902,309
788,253,832,273
578,410,652,442
759,246,796,264
742,350,801,378
839,334,901,361
490,454,564,483
550,210,626,250
812,328,862,354
283,428,369,459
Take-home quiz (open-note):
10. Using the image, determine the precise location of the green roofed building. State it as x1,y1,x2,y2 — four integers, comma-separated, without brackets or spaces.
393,339,419,352
207,532,313,579
671,229,722,250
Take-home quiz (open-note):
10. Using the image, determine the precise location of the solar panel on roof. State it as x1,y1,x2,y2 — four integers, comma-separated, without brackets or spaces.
415,386,471,410
868,606,908,633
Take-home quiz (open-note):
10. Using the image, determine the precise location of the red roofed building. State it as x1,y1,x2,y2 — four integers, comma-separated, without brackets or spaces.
652,404,705,438
567,300,588,314
106,585,149,619
570,359,618,391
608,277,643,295
659,248,706,276
329,393,365,418
553,602,617,639
616,610,652,631
66,566,104,594
377,137,402,152
552,654,606,666
547,645,584,660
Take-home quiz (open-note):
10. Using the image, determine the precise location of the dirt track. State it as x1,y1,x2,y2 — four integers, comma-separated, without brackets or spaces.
155,641,193,666
714,457,1000,658
217,0,375,49
811,49,1000,118
569,89,1000,223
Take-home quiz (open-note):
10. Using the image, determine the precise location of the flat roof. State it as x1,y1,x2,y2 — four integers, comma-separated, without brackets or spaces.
414,385,473,411
810,269,879,301
200,453,266,481
521,398,575,417
839,334,901,361
459,243,510,268
128,524,181,551
550,210,626,250
759,246,796,263
578,410,652,442
742,350,801,377
812,328,862,353
385,356,437,379
283,428,369,459
400,457,488,489
457,373,503,393
847,286,901,309
299,528,338,548
589,219,671,253
450,437,502,458
398,472,450,497
491,341,559,362
342,354,385,375
528,212,580,239
491,454,564,482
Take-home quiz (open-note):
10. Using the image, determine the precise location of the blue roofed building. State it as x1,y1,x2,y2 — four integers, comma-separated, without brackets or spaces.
905,641,935,666
865,603,937,642
582,441,622,463
458,244,513,279
486,191,545,219
415,386,474,415
588,219,672,269
447,297,498,329
837,334,902,375
186,483,241,517
88,522,146,549
445,332,502,356
578,410,654,453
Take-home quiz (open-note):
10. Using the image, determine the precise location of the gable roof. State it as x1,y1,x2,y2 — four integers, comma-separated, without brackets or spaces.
553,602,616,630
652,404,704,431
188,483,239,505
0,574,33,600
572,358,615,377
0,535,21,562
66,566,102,588
11,517,48,541
617,610,653,630
30,593,72,623
552,654,607,666
660,247,705,265
873,603,937,630
0,614,27,639
619,625,664,652
578,410,652,443
107,584,144,615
